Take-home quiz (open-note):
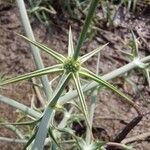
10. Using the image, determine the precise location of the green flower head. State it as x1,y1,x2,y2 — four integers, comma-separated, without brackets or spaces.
63,57,80,73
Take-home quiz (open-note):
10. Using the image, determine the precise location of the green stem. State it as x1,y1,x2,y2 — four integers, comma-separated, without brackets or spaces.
4,124,24,139
0,95,41,118
0,137,27,144
16,0,52,99
73,0,99,60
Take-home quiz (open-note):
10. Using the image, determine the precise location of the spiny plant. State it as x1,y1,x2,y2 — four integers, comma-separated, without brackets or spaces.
99,0,140,27
28,0,89,30
0,0,141,149
28,0,56,29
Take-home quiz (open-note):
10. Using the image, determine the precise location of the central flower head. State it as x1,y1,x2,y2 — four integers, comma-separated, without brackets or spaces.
63,57,80,73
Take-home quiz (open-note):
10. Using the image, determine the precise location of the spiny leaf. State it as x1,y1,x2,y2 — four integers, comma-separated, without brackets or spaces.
0,64,63,86
18,34,66,63
79,68,140,114
79,43,108,64
68,26,74,57
72,72,90,129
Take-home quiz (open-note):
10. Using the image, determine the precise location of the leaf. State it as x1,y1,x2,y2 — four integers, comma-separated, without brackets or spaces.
79,68,140,114
68,26,74,57
18,34,66,63
32,73,71,150
0,64,63,86
72,72,90,129
79,43,108,64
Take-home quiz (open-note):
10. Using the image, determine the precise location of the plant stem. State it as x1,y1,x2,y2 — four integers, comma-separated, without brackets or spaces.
73,0,99,60
105,142,132,150
0,95,41,118
0,137,27,144
59,55,150,104
4,124,24,139
16,0,52,100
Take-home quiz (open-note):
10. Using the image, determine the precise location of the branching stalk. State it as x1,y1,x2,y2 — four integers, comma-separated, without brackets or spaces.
0,95,41,118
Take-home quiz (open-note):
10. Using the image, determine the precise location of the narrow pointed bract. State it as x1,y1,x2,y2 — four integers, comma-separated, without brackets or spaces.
72,73,90,128
68,26,74,57
79,43,108,64
0,64,63,86
18,34,66,62
79,68,140,114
